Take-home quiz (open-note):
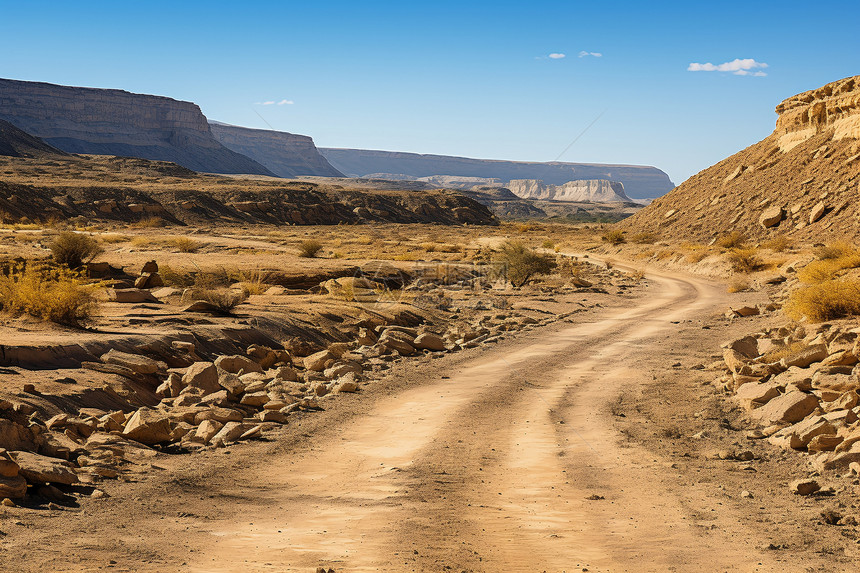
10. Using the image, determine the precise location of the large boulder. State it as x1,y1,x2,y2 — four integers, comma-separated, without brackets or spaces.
303,350,334,372
413,332,446,351
750,391,820,425
182,362,221,395
215,355,263,375
122,408,172,445
759,206,784,228
10,451,77,485
101,349,160,375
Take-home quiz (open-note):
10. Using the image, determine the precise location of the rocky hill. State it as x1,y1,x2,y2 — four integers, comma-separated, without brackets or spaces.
507,179,632,202
0,119,68,158
619,75,860,242
0,154,497,226
0,78,274,176
319,148,675,200
208,122,343,178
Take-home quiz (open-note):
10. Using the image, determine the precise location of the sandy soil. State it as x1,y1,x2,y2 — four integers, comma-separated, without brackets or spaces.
2,263,856,572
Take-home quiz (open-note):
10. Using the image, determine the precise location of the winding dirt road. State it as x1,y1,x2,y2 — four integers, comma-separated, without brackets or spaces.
160,266,789,573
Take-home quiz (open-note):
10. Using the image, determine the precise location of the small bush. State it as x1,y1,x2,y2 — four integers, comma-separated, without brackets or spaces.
761,235,792,253
238,268,267,296
298,239,323,258
0,264,98,327
601,229,627,246
50,232,103,269
813,242,855,261
497,241,557,288
717,231,747,249
131,217,166,228
200,288,247,314
798,246,860,284
170,237,204,253
542,239,555,249
785,279,860,322
727,248,763,273
159,264,195,288
630,232,657,244
516,222,538,233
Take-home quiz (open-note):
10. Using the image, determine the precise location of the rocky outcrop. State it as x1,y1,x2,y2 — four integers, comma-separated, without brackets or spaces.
507,179,632,202
775,76,860,151
619,75,860,242
0,119,68,158
208,122,343,178
0,78,273,176
319,148,675,200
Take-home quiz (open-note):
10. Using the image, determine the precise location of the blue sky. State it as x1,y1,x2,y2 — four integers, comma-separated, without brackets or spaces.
2,0,858,184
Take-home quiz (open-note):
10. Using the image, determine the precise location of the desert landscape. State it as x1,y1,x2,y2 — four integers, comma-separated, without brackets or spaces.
1,4,860,571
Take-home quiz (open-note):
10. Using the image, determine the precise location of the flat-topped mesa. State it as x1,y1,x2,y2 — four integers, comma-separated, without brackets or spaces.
0,78,273,176
775,75,860,151
508,179,632,203
208,122,343,178
319,148,675,201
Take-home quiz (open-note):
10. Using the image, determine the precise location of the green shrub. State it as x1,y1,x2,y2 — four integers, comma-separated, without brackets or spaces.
497,241,557,288
50,232,103,269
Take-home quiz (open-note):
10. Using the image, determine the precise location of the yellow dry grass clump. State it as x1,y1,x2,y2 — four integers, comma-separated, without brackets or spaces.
798,243,860,283
785,279,860,322
0,264,98,326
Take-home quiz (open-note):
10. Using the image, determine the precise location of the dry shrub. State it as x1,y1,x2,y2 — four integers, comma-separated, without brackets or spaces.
630,232,657,244
191,288,247,314
798,245,860,284
813,242,855,260
421,242,438,253
516,222,538,233
497,241,557,288
542,239,555,249
50,231,103,269
238,269,267,296
717,231,748,249
785,280,860,322
0,264,98,327
99,233,130,244
761,235,792,253
727,248,763,273
759,341,804,364
601,229,627,246
131,216,166,228
298,239,323,258
169,237,204,253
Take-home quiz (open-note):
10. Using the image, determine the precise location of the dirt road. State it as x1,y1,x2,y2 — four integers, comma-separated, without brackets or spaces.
11,264,851,572
179,267,777,572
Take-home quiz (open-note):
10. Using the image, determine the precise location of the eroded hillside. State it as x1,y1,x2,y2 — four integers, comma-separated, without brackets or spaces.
620,75,860,243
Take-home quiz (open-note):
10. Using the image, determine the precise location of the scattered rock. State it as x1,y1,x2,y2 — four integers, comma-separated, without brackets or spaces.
100,349,161,375
182,362,221,395
11,451,77,485
122,408,172,445
790,479,820,496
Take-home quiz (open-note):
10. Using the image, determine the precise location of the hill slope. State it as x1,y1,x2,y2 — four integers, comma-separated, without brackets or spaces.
619,75,860,242
0,78,274,176
209,122,343,178
0,119,68,158
319,148,675,200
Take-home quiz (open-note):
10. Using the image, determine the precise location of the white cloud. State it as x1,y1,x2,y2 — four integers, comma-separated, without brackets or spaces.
255,99,294,106
578,51,602,58
548,53,566,59
687,58,768,76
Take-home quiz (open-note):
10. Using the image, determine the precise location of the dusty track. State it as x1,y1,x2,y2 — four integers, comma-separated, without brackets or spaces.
168,266,783,572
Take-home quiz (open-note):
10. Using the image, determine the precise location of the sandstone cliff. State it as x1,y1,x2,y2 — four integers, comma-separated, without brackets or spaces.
0,78,273,176
209,122,343,178
507,179,632,202
319,148,675,200
619,75,860,242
